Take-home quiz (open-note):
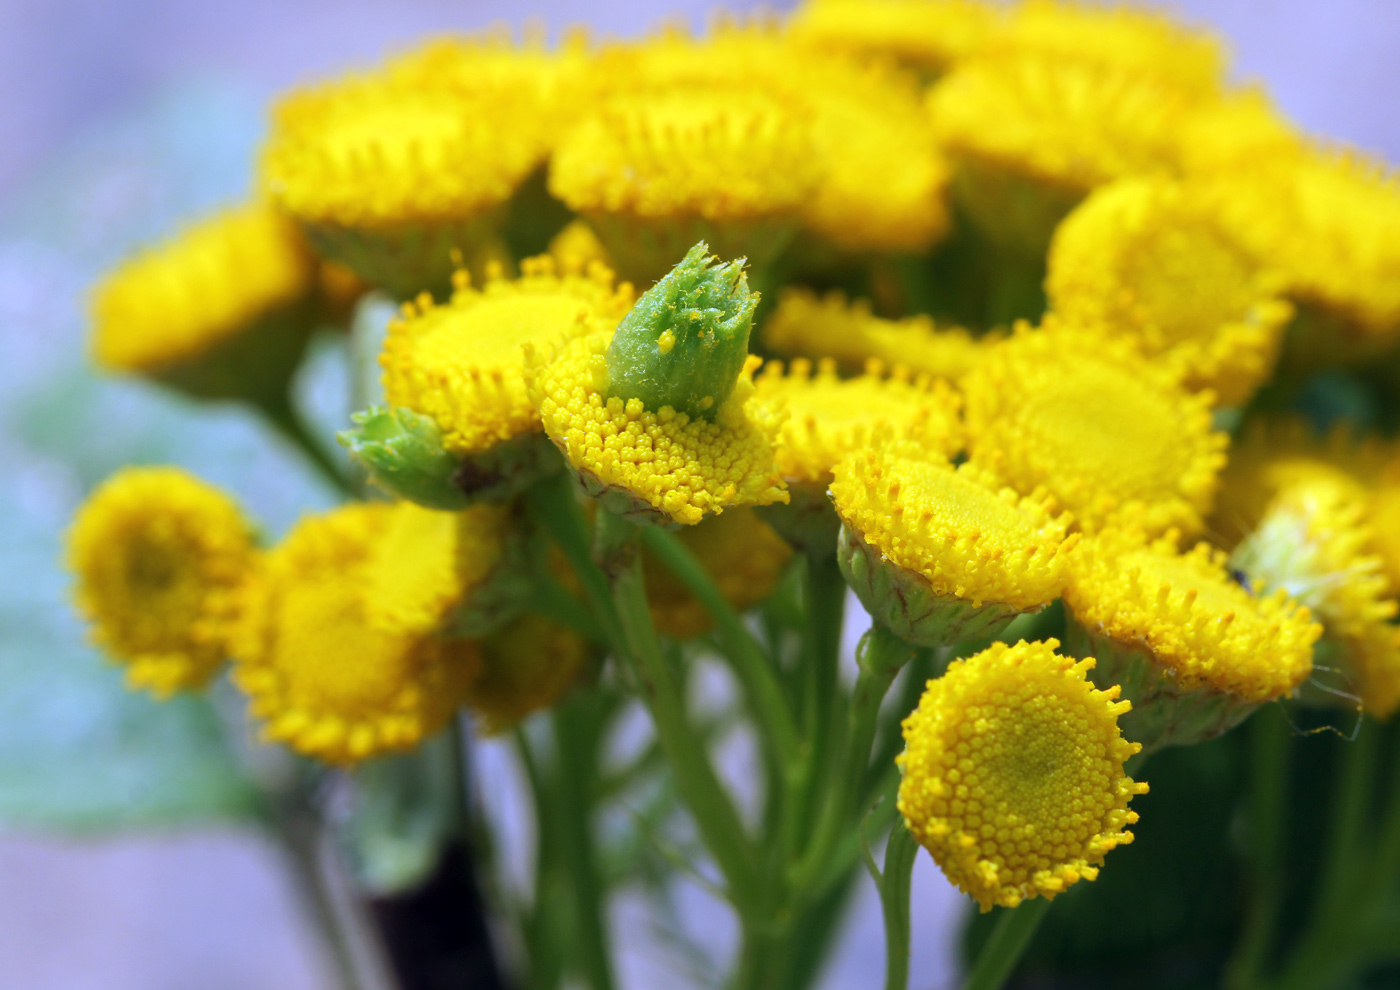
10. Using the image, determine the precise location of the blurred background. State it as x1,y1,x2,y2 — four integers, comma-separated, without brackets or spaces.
1,1,1397,987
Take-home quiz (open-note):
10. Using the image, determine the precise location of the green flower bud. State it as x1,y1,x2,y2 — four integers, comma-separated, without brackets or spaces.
338,406,468,510
606,242,758,420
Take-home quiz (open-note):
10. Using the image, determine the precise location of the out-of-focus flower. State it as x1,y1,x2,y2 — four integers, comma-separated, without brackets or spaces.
785,0,997,75
1046,177,1292,406
832,443,1074,645
762,289,986,382
233,504,480,763
962,325,1227,536
90,204,318,404
67,468,258,698
1064,529,1319,751
465,613,591,735
898,638,1147,912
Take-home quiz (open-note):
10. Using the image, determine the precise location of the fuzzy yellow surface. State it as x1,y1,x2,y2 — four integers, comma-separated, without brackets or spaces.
645,508,793,639
1240,477,1400,717
549,89,818,223
1173,88,1301,174
830,446,1074,611
898,639,1147,912
985,0,1226,93
67,467,257,698
1066,531,1318,703
962,326,1227,536
527,329,788,526
382,257,633,456
262,71,536,230
785,0,996,72
754,359,963,486
233,504,479,763
91,204,314,373
362,503,510,636
467,613,589,735
762,289,985,381
1047,177,1292,406
548,220,614,274
929,54,1194,195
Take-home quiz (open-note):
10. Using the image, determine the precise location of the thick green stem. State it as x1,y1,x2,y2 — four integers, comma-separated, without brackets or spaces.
553,703,617,990
640,526,800,767
963,899,1051,990
878,821,919,990
1225,705,1291,990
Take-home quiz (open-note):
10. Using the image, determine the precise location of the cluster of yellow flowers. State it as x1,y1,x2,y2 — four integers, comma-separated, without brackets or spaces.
69,0,1400,920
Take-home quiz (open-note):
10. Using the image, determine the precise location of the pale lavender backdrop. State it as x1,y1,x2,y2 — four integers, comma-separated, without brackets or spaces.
0,2,1397,988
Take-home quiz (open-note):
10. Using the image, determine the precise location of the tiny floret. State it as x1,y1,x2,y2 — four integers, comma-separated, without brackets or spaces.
898,639,1148,912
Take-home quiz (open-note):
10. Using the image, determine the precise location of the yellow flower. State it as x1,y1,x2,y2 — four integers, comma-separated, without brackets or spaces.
548,219,614,274
762,289,986,381
898,638,1147,912
361,502,515,636
785,0,997,74
1064,529,1318,748
1046,177,1292,406
1173,87,1301,174
382,256,633,458
233,504,479,763
90,204,316,391
962,325,1227,536
527,327,788,526
928,54,1195,254
645,508,793,639
753,358,963,487
986,0,1226,93
1233,476,1400,718
831,444,1074,644
67,467,257,697
261,67,537,296
466,613,591,735
548,89,819,283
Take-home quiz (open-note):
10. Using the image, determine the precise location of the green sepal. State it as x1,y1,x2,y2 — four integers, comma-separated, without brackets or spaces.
337,406,469,510
605,241,758,420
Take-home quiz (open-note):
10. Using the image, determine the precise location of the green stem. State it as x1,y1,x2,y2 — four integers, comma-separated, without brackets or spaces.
553,703,617,990
515,729,567,990
640,526,800,766
963,899,1051,990
1370,724,1400,896
259,392,354,496
1224,705,1291,990
878,821,919,990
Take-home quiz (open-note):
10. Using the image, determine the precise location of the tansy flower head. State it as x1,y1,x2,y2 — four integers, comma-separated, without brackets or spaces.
897,638,1147,912
381,256,633,460
1173,87,1301,174
67,467,257,698
466,613,591,735
261,68,537,296
1064,529,1319,750
987,0,1227,93
928,54,1194,254
527,248,787,527
646,509,793,639
233,504,480,763
785,0,997,74
831,444,1074,646
763,289,986,382
549,219,613,274
1232,476,1400,718
962,325,1227,536
91,204,316,393
548,89,819,283
1046,177,1292,406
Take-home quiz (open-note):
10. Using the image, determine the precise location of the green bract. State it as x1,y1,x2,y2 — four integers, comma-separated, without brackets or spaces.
337,406,468,510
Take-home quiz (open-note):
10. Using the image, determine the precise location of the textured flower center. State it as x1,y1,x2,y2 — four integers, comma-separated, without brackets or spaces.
411,293,591,373
317,98,471,173
1120,222,1257,344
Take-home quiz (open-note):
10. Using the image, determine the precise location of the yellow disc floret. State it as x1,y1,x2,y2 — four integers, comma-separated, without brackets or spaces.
67,467,257,697
1047,177,1292,405
754,359,963,486
785,0,997,74
832,445,1074,611
527,329,788,526
763,289,985,381
382,257,633,456
962,326,1227,536
898,638,1147,912
645,508,793,639
233,504,479,763
91,204,314,374
466,614,591,735
1065,530,1319,703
